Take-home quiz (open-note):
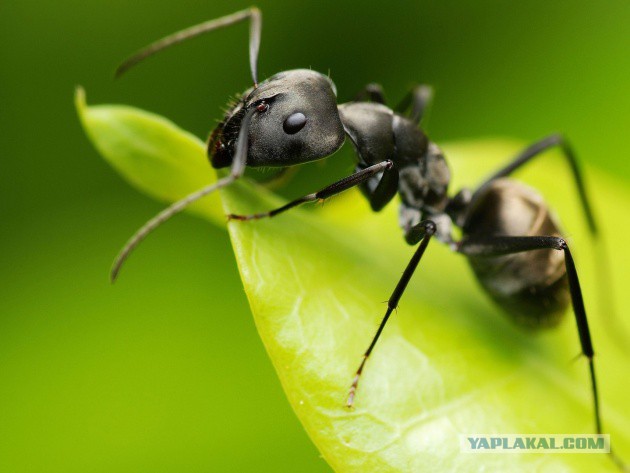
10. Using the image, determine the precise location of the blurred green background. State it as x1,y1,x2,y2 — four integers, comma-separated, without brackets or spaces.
1,1,629,472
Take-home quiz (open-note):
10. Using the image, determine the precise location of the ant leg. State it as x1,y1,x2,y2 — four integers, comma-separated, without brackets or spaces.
458,234,628,468
458,235,602,431
473,136,630,355
353,83,387,104
473,134,597,234
347,220,436,408
110,110,255,282
228,160,394,221
395,84,434,125
353,83,433,124
355,162,399,211
116,7,262,85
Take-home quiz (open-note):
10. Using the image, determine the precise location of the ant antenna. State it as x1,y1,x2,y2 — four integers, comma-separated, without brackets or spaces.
115,7,262,86
110,109,254,282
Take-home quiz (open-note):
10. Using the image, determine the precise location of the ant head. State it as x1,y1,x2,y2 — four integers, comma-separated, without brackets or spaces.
111,12,350,282
209,69,345,168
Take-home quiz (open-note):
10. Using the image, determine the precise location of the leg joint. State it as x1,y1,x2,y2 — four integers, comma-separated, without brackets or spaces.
546,132,564,146
424,219,437,236
405,219,437,245
555,237,568,251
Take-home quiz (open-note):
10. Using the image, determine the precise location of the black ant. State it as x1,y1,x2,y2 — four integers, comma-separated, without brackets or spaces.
111,7,624,467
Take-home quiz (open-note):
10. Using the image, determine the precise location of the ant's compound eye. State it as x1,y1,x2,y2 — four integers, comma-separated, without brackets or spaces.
256,102,269,113
283,112,307,134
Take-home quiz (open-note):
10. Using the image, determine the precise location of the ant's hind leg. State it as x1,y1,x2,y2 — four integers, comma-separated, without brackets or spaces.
228,160,394,221
473,134,597,234
457,234,626,468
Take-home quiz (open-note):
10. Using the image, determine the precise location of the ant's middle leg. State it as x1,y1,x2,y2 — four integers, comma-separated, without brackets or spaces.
395,84,434,125
353,83,434,125
354,83,387,104
347,219,436,408
227,160,394,221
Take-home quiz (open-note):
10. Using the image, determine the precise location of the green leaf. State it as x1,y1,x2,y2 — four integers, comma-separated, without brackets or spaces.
78,93,630,471
75,87,224,226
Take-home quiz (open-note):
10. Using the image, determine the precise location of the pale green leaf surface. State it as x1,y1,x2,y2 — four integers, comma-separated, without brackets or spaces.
78,94,630,472
75,87,224,225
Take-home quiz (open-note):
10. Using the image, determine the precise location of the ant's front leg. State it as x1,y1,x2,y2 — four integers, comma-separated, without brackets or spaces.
227,160,394,221
356,161,399,211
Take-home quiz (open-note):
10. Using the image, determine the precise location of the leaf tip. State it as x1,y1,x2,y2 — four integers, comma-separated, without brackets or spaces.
74,85,86,107
74,86,88,124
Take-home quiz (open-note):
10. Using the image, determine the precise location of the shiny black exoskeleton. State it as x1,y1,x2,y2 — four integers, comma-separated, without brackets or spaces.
113,8,621,464
205,67,581,333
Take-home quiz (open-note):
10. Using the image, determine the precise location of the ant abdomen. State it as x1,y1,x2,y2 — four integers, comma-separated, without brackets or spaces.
462,178,570,327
